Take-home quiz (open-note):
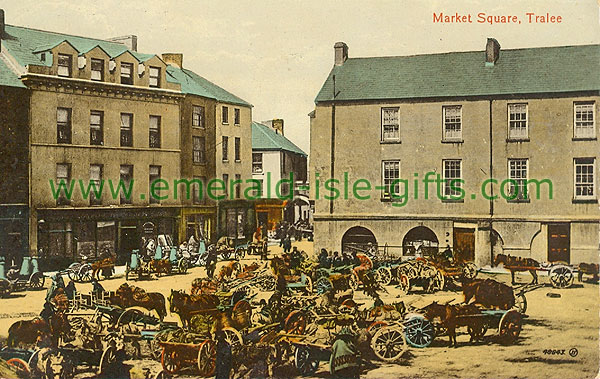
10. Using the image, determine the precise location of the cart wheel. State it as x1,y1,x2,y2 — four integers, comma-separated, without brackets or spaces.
197,339,216,377
233,300,252,327
404,315,435,348
348,272,359,291
315,268,329,280
221,327,243,349
6,357,30,378
462,262,478,279
221,248,232,260
514,293,527,314
375,266,393,286
28,272,45,289
178,258,189,275
303,275,313,294
549,265,574,288
259,275,277,291
67,263,79,281
498,310,522,344
234,247,246,260
315,277,333,294
98,345,117,375
294,346,319,376
357,254,373,270
78,264,93,282
370,326,408,361
428,269,445,292
161,347,181,375
153,370,171,379
284,310,307,335
397,273,410,294
198,251,209,267
366,321,388,335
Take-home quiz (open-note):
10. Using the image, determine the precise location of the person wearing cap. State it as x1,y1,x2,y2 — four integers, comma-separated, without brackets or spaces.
215,330,232,379
330,327,360,378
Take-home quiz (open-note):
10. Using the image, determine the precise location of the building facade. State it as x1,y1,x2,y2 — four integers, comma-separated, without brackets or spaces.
310,39,600,266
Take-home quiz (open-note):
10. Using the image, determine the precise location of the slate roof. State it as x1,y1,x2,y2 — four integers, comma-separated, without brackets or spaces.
315,44,600,103
252,121,306,156
0,58,25,88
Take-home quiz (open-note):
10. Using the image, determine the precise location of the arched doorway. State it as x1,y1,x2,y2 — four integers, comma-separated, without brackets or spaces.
402,226,439,256
341,226,377,254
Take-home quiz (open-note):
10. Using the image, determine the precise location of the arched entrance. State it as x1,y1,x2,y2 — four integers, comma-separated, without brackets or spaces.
402,226,439,256
341,226,377,254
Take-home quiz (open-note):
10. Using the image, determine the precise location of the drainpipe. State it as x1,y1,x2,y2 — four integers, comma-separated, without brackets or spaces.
329,75,336,215
489,99,494,265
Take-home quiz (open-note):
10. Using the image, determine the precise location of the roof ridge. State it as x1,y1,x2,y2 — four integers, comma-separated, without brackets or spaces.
5,24,129,48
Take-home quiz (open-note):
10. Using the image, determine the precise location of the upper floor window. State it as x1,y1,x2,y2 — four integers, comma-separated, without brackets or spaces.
574,158,596,200
235,174,241,198
508,159,529,201
381,108,399,142
508,103,528,140
90,111,104,146
120,62,133,85
443,105,462,141
222,136,229,161
443,159,462,199
252,153,263,173
120,165,133,204
90,58,104,81
192,106,205,128
381,160,400,199
222,106,229,124
149,165,161,204
223,174,229,197
234,137,241,161
149,67,161,88
90,164,103,206
149,116,161,148
574,102,596,139
57,108,72,144
193,136,205,164
234,108,240,125
56,163,71,206
193,177,205,204
57,54,72,77
120,113,133,147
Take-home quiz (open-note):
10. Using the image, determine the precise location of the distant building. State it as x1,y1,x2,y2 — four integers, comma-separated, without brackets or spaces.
252,120,308,231
310,39,599,265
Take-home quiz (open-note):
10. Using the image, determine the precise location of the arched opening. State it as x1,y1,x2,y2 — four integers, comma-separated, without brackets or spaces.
341,226,377,254
402,226,439,256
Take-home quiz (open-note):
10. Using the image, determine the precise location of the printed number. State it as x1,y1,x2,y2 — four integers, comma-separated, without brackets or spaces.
543,349,565,355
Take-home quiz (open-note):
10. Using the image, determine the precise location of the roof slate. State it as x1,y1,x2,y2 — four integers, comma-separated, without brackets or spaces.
252,121,306,156
0,59,25,88
315,44,600,103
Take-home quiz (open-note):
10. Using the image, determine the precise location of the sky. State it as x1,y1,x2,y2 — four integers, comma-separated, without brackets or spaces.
3,0,599,154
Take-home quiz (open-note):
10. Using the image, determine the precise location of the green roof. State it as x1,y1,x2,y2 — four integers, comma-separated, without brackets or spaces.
315,44,600,102
252,122,306,156
166,66,251,106
0,59,25,88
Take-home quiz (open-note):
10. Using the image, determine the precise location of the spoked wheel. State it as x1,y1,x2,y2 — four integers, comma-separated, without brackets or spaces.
403,315,435,348
67,263,80,282
161,348,181,375
375,266,393,286
315,268,329,280
370,326,408,362
315,277,333,294
234,247,246,260
462,262,478,279
221,327,243,349
514,293,527,314
29,272,45,289
428,269,445,292
259,275,277,291
178,258,189,275
98,346,117,375
221,248,232,261
396,273,410,295
6,358,30,378
498,310,522,344
348,272,359,291
197,340,216,377
78,264,93,282
295,346,319,376
366,321,388,336
284,310,307,335
549,265,574,288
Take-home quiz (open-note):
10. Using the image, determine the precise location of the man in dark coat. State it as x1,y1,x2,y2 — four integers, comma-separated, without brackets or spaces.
215,330,232,379
206,246,218,279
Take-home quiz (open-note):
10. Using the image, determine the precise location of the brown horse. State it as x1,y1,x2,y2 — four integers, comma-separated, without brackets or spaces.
462,278,515,310
578,263,599,282
218,261,241,282
91,256,115,280
191,277,218,295
494,254,539,284
149,259,172,276
8,312,73,347
112,283,167,320
423,301,485,347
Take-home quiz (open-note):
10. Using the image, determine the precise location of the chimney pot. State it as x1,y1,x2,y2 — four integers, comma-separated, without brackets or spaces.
334,42,348,66
485,38,500,66
272,119,284,135
161,53,183,69
107,35,138,52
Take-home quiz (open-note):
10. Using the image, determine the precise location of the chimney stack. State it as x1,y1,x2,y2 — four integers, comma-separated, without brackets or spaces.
107,35,138,52
334,42,348,66
0,9,5,39
485,38,500,66
161,53,183,68
272,119,284,135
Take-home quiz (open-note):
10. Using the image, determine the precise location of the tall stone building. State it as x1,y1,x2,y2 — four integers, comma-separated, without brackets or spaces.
310,39,599,266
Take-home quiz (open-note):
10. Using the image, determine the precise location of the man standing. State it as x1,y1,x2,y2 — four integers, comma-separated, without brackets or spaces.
206,246,218,279
215,330,232,379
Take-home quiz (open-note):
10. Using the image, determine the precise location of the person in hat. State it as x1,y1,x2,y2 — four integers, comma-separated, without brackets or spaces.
330,327,360,378
215,330,232,379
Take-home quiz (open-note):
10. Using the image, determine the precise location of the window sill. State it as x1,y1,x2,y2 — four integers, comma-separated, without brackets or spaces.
192,126,205,129
222,123,229,125
441,198,464,203
380,140,401,144
235,160,241,163
572,137,597,141
222,160,229,163
441,139,464,144
192,162,207,166
380,197,404,203
572,198,598,204
234,123,240,126
253,171,264,175
507,198,530,203
506,138,530,143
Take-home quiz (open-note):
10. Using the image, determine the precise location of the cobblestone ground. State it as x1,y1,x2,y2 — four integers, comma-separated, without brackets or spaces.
0,240,597,379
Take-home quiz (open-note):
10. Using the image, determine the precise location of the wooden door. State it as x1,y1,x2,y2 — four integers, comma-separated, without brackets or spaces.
453,228,475,262
548,223,570,263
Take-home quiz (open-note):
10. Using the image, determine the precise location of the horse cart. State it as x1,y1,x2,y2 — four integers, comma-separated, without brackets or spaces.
0,256,45,295
233,240,268,260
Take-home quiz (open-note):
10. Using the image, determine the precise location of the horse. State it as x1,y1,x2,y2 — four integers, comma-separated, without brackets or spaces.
91,256,115,280
149,259,171,276
191,277,218,295
493,254,539,284
218,261,241,282
8,311,74,348
270,256,291,277
423,301,485,347
112,283,167,321
462,278,514,310
578,263,599,282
